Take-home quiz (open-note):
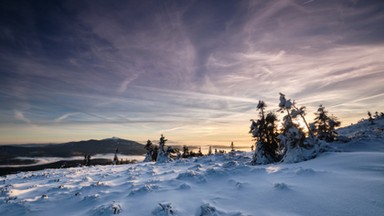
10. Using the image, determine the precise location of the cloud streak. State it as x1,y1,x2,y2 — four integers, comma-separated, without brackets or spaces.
14,110,32,124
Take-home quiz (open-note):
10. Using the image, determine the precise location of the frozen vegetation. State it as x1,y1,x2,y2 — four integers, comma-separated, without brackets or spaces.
0,118,383,215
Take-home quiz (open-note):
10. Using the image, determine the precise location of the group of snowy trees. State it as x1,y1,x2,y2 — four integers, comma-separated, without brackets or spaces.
143,135,233,163
181,145,204,158
367,111,384,125
143,93,343,165
250,93,341,164
143,134,173,163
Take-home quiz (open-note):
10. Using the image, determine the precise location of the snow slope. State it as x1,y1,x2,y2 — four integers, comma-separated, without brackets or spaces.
1,119,383,216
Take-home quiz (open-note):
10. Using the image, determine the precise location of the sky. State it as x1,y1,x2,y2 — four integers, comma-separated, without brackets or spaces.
0,0,383,146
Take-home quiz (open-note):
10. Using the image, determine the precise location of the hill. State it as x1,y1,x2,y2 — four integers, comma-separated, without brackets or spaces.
0,137,146,162
0,119,383,215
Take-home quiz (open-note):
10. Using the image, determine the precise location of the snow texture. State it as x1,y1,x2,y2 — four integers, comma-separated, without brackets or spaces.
0,119,384,215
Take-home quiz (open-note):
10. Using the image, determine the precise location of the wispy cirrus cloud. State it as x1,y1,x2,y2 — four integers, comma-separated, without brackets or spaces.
14,110,32,124
0,0,383,144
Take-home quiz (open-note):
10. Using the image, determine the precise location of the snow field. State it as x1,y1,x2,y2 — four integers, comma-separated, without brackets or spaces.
1,119,384,216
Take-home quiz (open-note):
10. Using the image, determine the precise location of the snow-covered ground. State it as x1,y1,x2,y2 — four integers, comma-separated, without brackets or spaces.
1,119,383,216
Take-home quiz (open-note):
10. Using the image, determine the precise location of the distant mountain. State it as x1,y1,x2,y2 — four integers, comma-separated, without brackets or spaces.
0,138,146,161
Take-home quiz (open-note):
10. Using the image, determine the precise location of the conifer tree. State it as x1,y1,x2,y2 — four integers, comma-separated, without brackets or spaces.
157,134,171,163
144,140,154,162
374,111,379,119
86,155,91,166
198,147,203,156
368,111,374,125
208,146,212,155
152,145,159,161
250,100,280,164
314,105,341,142
277,93,307,163
166,146,173,159
113,147,119,165
182,145,189,158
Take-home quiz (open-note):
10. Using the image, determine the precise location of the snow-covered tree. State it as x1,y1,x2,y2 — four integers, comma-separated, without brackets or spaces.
374,111,379,119
278,93,315,163
250,100,280,165
182,145,189,158
113,147,119,165
198,147,203,157
144,140,154,162
313,105,341,142
368,111,374,125
84,155,91,166
152,145,159,161
230,142,235,152
157,134,171,163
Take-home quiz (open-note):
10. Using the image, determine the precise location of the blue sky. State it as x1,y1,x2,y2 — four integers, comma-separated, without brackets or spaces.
1,0,383,145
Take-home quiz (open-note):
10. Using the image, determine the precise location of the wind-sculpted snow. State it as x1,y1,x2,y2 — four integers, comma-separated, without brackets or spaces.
176,170,207,184
1,119,384,215
273,182,290,190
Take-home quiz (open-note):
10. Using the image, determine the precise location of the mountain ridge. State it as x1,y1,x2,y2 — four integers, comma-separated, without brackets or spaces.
0,138,146,161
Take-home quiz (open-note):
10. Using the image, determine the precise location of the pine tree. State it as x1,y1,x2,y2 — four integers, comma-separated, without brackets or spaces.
208,146,212,156
313,105,341,142
166,146,173,158
152,145,159,161
250,100,280,164
368,111,374,125
113,147,119,165
182,145,189,158
230,142,235,152
277,93,307,163
157,134,171,163
198,147,203,156
374,111,379,119
85,155,91,166
144,140,154,162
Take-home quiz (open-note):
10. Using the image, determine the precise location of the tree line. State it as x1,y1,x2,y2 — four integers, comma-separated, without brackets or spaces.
142,92,382,165
143,135,237,163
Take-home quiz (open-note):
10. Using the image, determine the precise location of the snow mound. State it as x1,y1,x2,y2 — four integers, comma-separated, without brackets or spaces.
177,183,191,190
197,203,220,216
89,201,122,215
152,202,175,216
273,182,290,190
197,203,248,216
294,167,316,175
176,170,207,183
129,184,159,196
